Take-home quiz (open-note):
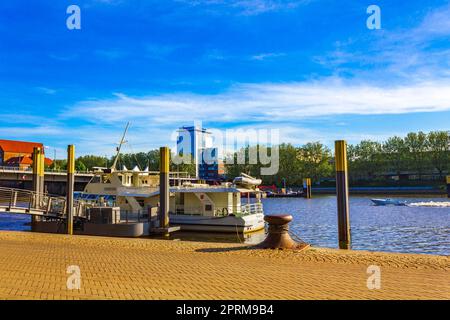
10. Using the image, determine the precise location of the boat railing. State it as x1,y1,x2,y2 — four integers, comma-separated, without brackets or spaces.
172,202,263,217
117,186,159,195
241,202,264,216
169,172,191,180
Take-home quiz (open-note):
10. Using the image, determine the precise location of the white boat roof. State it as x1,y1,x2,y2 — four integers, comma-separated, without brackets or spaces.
117,186,259,198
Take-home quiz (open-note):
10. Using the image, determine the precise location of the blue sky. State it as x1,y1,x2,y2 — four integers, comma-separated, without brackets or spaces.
0,0,449,157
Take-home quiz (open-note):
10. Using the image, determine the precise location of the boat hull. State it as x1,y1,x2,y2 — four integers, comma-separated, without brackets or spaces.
169,213,265,233
371,198,406,206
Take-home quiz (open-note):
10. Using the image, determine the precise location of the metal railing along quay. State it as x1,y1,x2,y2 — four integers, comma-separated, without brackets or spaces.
0,187,88,219
0,166,93,175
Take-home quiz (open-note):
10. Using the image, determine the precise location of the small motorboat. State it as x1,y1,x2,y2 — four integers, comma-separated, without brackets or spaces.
371,198,407,206
233,173,262,188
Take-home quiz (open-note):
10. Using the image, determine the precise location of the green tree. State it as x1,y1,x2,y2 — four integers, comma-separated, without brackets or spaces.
224,146,260,181
53,159,67,170
146,149,160,171
75,160,87,172
427,131,450,178
348,140,383,180
383,136,407,174
224,144,302,186
115,150,162,171
171,153,196,177
404,132,428,178
297,142,333,183
273,143,302,186
76,155,108,170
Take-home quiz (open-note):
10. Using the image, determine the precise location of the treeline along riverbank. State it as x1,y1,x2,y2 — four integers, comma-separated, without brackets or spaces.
51,130,449,190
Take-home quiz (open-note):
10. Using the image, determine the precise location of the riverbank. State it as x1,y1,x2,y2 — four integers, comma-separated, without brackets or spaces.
0,231,448,300
312,186,446,195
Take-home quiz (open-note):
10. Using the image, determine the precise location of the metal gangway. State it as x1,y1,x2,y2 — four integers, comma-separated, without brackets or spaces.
0,187,87,219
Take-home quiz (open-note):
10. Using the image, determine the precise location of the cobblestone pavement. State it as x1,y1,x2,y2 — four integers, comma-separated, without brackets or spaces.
0,231,448,300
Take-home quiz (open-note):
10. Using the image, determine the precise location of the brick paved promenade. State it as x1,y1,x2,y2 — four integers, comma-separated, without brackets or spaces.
0,231,448,300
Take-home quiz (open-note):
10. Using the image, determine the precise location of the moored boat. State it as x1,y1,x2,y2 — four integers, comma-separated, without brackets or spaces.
74,124,265,234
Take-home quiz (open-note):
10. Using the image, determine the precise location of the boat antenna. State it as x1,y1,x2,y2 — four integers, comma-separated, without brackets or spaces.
111,122,130,170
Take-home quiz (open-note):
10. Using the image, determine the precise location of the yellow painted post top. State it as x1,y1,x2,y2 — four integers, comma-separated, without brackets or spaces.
335,140,348,172
32,147,40,174
67,145,75,174
38,151,45,177
447,176,450,184
160,147,170,173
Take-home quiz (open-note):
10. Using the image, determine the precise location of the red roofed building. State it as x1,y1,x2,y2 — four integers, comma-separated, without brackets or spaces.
0,139,53,170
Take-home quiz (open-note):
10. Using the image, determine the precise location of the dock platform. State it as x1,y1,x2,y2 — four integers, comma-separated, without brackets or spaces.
0,231,448,300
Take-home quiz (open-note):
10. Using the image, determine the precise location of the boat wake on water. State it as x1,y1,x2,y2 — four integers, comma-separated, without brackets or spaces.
371,198,450,207
406,201,450,208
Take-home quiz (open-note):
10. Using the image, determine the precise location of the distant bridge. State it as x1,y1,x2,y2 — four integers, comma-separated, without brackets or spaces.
0,187,87,219
0,167,93,194
0,166,94,178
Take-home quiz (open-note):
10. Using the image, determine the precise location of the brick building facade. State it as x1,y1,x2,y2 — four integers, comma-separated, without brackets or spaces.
0,139,53,170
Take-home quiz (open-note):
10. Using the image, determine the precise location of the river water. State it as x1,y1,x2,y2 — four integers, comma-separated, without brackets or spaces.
1,196,449,256
262,196,449,256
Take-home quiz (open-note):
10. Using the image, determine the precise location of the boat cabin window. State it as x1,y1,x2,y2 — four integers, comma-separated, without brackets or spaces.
90,176,101,183
101,176,111,183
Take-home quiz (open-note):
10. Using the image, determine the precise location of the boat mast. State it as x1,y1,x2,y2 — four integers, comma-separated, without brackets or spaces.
111,122,130,170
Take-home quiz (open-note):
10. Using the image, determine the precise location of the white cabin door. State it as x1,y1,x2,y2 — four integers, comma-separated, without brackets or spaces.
194,193,215,216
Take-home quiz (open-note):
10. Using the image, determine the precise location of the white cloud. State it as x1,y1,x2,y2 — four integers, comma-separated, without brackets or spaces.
45,77,449,155
230,0,304,15
411,4,450,39
314,4,450,81
0,125,64,138
35,87,57,95
7,76,449,156
251,52,286,60
64,78,450,126
174,0,308,15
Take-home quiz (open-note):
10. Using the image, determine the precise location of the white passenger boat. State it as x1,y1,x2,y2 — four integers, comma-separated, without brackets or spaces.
81,169,265,233
77,124,264,234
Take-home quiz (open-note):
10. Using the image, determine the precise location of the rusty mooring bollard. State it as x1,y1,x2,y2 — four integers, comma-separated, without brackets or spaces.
257,214,309,250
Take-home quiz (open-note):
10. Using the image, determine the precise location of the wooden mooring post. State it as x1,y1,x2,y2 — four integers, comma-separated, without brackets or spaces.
159,146,170,230
335,140,351,249
32,147,41,195
66,145,75,235
303,178,312,199
31,147,44,230
152,146,180,236
38,148,45,200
